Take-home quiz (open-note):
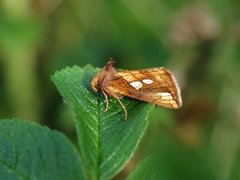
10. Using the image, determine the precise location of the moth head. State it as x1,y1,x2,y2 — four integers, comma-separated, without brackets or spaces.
91,59,117,92
91,74,100,92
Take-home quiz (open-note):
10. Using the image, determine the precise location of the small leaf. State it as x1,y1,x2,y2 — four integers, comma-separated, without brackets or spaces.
52,65,154,180
0,119,86,180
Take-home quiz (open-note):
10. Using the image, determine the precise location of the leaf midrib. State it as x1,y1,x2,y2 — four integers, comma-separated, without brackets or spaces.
96,94,101,180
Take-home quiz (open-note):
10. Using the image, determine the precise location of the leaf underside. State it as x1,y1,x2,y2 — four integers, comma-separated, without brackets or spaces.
0,119,85,180
52,65,154,180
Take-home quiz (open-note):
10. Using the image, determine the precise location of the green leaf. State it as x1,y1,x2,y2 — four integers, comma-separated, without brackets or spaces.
127,155,161,180
52,65,154,180
0,119,86,180
128,144,216,180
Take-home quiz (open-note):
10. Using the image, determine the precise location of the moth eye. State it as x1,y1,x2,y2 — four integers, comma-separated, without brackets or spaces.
130,81,143,90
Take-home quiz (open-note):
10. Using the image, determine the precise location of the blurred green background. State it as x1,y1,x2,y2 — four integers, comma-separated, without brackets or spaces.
0,0,240,179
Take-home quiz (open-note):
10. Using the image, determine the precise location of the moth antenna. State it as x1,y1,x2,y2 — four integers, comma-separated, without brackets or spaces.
102,90,109,112
116,98,128,120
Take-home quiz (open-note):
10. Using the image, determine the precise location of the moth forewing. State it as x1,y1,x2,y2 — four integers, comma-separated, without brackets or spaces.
117,67,182,109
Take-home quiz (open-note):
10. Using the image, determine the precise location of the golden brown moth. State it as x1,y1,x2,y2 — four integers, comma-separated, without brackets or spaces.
91,59,182,120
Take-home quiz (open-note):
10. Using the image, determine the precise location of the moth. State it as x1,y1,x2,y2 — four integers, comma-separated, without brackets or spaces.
91,59,182,119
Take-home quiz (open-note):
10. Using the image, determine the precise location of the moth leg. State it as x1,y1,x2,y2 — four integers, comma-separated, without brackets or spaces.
116,98,128,120
102,90,109,112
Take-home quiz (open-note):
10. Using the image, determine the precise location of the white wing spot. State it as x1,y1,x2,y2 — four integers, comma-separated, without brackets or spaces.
142,79,153,84
130,81,143,90
158,92,173,100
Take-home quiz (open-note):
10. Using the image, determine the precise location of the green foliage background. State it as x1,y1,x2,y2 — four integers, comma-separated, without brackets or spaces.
0,0,240,179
